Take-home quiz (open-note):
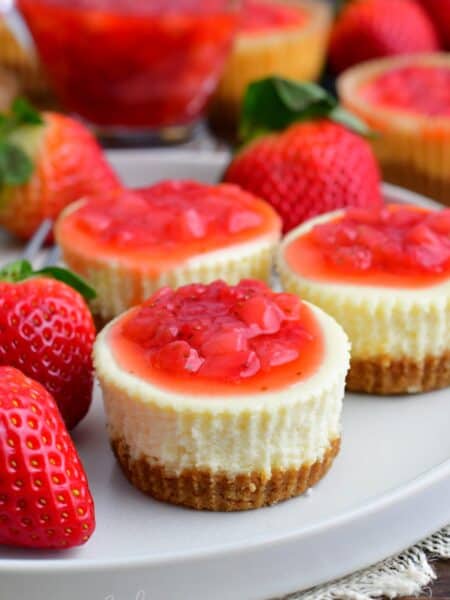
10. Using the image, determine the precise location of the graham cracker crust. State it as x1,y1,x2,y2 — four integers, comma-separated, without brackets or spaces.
111,437,340,511
380,161,449,206
347,352,450,395
93,313,109,333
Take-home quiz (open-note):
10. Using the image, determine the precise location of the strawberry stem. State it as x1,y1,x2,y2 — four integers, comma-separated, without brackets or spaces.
0,259,97,301
239,77,371,143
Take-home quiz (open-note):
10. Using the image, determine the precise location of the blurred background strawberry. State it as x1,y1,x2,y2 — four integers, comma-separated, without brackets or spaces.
329,0,440,74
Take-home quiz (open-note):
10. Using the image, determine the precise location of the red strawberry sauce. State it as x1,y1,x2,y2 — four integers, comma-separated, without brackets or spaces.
109,280,324,394
18,0,238,128
57,181,280,273
241,0,307,35
285,205,450,288
360,65,450,117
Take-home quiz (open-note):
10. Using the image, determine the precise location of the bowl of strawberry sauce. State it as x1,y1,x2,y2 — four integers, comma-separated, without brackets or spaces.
17,0,240,141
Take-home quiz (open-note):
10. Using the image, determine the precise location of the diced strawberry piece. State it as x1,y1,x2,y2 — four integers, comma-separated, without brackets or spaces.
228,210,262,233
330,245,373,271
406,223,440,246
122,313,160,345
406,244,450,272
150,322,180,348
346,207,385,225
335,223,359,245
254,340,299,371
234,279,271,301
202,330,249,356
199,350,260,381
78,211,112,234
355,225,388,251
207,280,232,299
239,351,261,379
235,296,284,333
311,222,338,246
153,341,204,374
426,210,450,234
151,287,176,307
167,209,207,241
389,207,423,228
274,293,302,320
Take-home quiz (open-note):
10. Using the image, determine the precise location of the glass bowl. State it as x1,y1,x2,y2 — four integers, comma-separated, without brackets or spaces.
17,0,241,142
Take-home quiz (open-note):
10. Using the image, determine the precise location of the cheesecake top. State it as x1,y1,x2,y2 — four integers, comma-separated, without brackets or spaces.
241,0,307,35
56,181,281,271
359,65,450,118
109,279,324,394
284,204,450,288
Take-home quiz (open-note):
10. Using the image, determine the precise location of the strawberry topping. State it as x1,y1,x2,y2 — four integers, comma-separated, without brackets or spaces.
113,280,323,390
360,65,450,117
65,181,278,257
311,206,450,274
285,205,450,289
241,0,307,35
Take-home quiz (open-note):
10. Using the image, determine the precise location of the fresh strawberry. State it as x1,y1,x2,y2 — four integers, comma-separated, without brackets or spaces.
0,260,96,429
329,0,440,74
0,98,120,240
419,0,450,48
0,366,95,549
224,78,383,234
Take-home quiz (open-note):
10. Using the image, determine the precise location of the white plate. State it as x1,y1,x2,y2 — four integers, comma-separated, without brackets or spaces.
1,151,450,600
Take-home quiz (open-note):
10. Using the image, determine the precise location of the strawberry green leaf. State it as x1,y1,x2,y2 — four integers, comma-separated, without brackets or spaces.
0,259,33,282
11,97,44,126
0,98,43,138
36,267,97,301
0,98,44,187
274,79,335,113
0,141,34,185
329,106,373,137
240,77,371,142
0,259,97,301
335,0,352,16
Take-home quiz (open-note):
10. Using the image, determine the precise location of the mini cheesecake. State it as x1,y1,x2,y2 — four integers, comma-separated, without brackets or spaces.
209,0,331,133
0,17,51,105
278,204,450,394
338,53,450,204
55,181,281,323
94,280,350,511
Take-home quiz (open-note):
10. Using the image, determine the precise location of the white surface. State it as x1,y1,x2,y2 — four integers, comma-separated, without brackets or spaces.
1,151,449,600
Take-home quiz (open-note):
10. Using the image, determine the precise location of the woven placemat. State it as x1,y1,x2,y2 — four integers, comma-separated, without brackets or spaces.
282,525,450,600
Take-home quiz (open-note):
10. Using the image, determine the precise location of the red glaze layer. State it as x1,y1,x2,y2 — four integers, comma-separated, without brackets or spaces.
241,0,307,35
109,280,324,394
58,181,281,273
285,205,450,288
359,65,450,117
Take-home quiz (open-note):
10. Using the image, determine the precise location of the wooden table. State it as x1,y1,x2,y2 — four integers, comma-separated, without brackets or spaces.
400,560,450,599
